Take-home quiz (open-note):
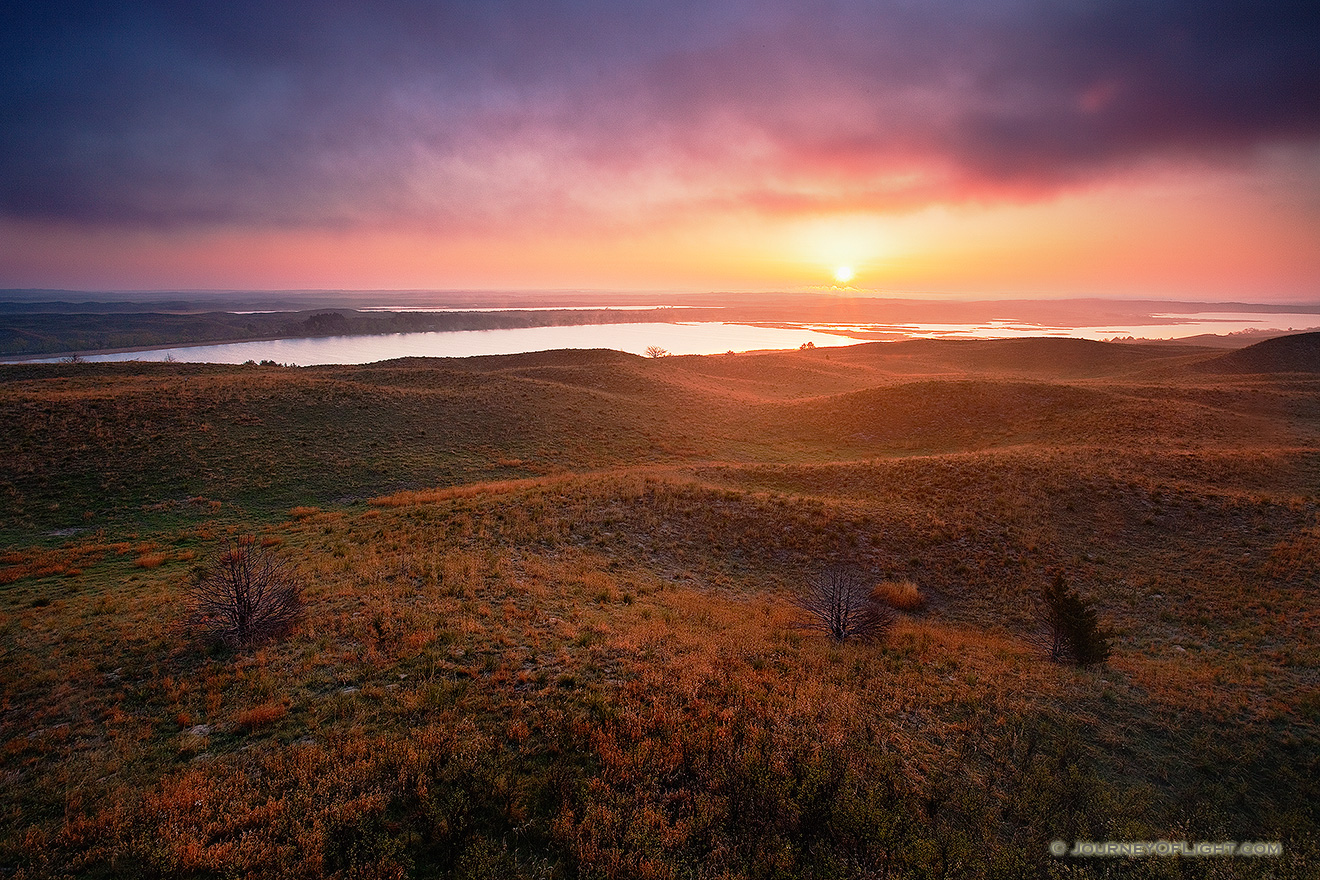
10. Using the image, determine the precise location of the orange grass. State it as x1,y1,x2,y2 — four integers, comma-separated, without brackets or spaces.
235,702,288,732
0,542,107,584
872,578,927,611
1,341,1318,877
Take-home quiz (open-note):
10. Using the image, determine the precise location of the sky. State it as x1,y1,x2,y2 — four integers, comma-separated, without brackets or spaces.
2,1,1318,299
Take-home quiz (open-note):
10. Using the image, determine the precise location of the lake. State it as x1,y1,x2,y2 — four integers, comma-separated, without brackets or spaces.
8,312,1320,365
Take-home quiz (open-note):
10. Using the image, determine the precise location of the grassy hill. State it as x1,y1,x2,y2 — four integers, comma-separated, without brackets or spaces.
1196,331,1320,374
2,337,1318,877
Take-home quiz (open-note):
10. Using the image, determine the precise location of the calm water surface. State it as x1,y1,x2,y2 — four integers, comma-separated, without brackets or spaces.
10,312,1320,365
33,322,853,365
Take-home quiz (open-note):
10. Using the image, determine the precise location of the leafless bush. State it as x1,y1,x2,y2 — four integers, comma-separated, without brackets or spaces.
644,345,670,358
189,539,303,648
794,565,894,643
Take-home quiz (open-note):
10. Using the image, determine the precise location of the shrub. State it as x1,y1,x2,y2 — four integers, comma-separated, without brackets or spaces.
644,346,670,358
135,552,169,569
1039,574,1111,666
795,565,894,643
872,579,926,612
188,539,303,648
236,702,288,732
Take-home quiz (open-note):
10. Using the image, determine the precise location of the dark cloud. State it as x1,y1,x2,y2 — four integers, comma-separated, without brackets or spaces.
940,0,1320,181
2,0,1317,228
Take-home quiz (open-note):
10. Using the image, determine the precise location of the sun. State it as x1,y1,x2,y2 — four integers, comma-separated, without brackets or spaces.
832,265,855,284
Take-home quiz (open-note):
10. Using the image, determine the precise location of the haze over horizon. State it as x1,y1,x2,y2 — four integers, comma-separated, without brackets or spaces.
3,2,1318,300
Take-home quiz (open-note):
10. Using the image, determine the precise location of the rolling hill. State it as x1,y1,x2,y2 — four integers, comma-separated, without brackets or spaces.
1,337,1317,878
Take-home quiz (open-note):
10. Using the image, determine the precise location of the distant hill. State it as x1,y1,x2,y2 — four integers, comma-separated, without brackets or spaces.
1196,331,1320,373
829,337,1209,379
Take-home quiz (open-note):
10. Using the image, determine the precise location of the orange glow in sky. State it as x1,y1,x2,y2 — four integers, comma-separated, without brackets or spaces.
2,4,1317,301
5,152,1316,300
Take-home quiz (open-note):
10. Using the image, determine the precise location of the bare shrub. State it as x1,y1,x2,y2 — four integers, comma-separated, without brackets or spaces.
872,579,926,612
794,565,894,643
644,346,670,358
189,539,303,648
1037,573,1111,666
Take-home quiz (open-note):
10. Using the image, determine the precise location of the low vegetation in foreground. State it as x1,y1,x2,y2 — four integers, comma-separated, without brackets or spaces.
2,335,1318,878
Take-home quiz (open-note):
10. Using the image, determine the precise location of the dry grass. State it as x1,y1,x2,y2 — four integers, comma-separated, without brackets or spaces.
2,472,1316,875
0,543,106,584
235,702,288,732
134,551,169,569
872,578,927,611
1,341,1318,876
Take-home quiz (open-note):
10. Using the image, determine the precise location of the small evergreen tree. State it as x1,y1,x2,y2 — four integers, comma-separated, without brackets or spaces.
1040,574,1111,666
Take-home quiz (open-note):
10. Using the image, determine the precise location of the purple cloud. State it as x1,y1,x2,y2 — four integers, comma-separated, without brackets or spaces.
2,0,1316,229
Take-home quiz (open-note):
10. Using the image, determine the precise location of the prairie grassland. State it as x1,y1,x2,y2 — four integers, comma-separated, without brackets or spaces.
1,337,1318,877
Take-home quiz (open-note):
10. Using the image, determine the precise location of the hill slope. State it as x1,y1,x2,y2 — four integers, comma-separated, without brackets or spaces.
2,339,1318,877
1197,331,1320,373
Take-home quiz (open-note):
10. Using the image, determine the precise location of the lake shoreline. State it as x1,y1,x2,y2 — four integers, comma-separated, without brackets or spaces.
0,305,723,360
0,333,313,363
4,320,1313,366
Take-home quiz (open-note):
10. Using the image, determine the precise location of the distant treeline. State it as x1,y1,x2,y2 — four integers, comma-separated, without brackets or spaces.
0,307,716,357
